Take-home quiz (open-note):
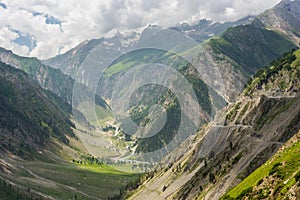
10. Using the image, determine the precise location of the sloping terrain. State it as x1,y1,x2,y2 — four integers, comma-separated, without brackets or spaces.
1,1,299,199
190,0,299,103
95,48,226,160
43,39,104,79
0,47,112,135
43,16,252,80
258,0,300,45
0,62,139,199
222,130,300,199
0,47,75,104
0,61,74,155
125,48,300,200
39,0,300,170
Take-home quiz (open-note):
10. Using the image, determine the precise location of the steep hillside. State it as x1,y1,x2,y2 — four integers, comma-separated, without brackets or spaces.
208,19,296,75
0,47,75,104
0,47,111,129
0,47,109,108
125,48,300,200
191,0,299,102
0,62,140,199
93,47,228,161
258,0,300,45
222,130,300,199
38,0,300,166
43,39,104,79
0,61,74,156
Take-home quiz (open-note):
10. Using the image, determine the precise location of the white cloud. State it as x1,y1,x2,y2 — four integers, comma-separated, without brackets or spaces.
0,0,281,59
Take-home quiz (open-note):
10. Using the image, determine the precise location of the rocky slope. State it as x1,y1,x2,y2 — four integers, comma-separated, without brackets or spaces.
170,16,253,43
125,48,300,200
258,0,300,46
0,47,110,128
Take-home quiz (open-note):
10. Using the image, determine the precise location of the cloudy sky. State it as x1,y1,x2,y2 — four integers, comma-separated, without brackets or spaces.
0,0,281,59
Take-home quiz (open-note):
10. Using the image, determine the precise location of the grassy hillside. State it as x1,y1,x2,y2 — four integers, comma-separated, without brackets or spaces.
0,159,140,200
244,49,300,96
222,130,300,199
209,19,297,76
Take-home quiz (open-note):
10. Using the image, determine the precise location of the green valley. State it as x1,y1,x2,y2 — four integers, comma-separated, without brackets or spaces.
1,0,300,199
0,62,140,199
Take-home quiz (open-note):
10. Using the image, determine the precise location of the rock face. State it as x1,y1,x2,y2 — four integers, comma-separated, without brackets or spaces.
126,48,300,199
170,16,253,43
258,0,300,45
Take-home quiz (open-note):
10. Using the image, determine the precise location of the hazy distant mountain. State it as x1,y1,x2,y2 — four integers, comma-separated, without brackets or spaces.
43,17,252,82
170,16,254,42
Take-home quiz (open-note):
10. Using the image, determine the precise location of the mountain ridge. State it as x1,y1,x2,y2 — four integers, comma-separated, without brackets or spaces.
1,0,300,199
43,1,299,104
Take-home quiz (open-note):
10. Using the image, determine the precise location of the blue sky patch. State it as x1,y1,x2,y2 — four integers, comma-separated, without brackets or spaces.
27,10,62,26
33,12,43,17
10,29,37,52
0,2,7,9
45,14,62,26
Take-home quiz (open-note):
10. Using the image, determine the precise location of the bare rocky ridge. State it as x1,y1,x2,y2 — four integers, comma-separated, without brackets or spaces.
258,0,300,45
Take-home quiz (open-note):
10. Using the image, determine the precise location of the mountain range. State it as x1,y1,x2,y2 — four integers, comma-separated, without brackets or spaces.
125,48,300,200
0,0,300,199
